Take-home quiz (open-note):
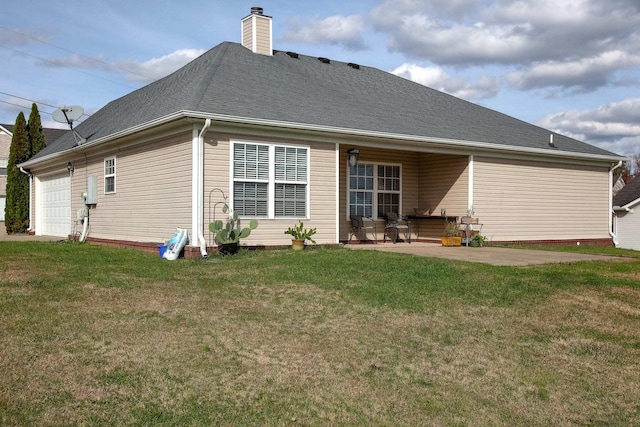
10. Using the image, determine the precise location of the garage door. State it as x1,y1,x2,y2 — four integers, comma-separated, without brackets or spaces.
40,174,71,237
0,196,5,221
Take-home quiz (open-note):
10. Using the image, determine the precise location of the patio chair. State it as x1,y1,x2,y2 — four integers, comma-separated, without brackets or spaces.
384,212,411,243
349,215,378,244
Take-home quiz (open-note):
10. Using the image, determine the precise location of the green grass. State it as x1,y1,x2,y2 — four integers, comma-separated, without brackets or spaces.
1,242,639,426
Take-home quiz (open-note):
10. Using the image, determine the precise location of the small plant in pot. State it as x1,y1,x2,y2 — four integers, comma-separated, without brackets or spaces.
284,221,316,250
470,233,486,247
209,204,258,255
441,221,462,247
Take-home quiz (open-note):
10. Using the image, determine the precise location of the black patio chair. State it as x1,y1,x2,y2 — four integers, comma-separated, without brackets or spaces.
349,215,377,244
384,212,411,243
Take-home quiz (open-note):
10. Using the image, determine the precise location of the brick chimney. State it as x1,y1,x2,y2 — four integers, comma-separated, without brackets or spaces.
241,7,273,56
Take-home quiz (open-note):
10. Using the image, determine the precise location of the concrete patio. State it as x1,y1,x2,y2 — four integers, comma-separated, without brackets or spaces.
1,222,624,266
345,242,623,266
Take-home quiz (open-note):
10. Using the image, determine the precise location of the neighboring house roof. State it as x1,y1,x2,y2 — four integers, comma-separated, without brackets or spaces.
28,42,623,164
613,174,640,209
1,124,68,147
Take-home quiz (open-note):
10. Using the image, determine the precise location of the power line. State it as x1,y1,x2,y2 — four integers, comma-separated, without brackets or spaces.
0,91,91,118
0,91,57,110
0,44,137,89
0,26,152,81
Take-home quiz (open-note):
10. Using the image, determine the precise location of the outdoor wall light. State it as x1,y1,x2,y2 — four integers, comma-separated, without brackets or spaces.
347,148,360,167
66,161,74,174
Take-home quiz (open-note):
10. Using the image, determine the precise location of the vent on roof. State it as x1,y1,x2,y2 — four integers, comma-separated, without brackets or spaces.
251,6,263,15
348,62,360,70
286,51,299,59
318,57,330,64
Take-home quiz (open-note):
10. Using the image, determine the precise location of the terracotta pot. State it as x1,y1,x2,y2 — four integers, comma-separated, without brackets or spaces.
441,236,462,247
291,239,305,250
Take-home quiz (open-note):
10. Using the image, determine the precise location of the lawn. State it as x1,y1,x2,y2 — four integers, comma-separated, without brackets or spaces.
1,242,639,426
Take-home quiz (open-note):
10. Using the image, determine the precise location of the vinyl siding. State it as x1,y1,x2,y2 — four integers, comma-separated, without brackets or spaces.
255,17,271,55
473,157,611,241
204,135,337,247
616,206,640,250
241,19,252,51
70,132,192,243
413,153,469,239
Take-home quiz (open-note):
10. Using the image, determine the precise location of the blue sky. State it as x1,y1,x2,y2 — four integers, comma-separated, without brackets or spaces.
1,0,639,157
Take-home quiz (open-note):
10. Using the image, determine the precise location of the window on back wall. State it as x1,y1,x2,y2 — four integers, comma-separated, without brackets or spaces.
348,162,401,219
232,141,308,218
104,156,116,194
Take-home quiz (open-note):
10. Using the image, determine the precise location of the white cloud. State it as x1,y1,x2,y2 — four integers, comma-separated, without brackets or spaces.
42,48,206,84
282,15,367,50
536,97,640,156
392,63,501,101
368,0,640,93
507,51,640,92
116,48,206,82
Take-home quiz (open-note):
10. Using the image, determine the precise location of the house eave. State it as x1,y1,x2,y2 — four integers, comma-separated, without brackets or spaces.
19,110,626,168
185,111,626,164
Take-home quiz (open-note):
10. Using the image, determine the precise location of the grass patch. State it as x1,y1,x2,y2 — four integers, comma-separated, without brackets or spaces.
1,242,639,425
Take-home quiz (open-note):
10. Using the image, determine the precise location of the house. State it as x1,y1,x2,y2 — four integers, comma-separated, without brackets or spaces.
0,124,66,222
19,8,626,255
613,174,640,250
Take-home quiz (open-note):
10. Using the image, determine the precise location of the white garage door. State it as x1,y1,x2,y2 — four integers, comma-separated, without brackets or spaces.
40,174,71,237
0,196,5,221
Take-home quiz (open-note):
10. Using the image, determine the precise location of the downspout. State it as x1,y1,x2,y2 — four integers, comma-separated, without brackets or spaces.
468,155,474,215
19,167,33,232
608,161,623,247
193,119,211,258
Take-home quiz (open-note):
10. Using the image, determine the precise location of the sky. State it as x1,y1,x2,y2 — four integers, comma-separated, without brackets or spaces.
1,0,639,158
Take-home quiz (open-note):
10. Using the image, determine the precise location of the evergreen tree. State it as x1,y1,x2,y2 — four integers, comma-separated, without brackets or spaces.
28,103,46,156
5,112,30,234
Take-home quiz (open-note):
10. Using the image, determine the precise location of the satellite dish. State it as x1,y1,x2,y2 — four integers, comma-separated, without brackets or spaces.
52,105,84,126
52,105,86,144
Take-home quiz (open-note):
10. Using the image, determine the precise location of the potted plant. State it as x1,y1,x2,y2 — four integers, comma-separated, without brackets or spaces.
284,221,317,250
441,221,462,247
209,204,258,255
469,234,486,247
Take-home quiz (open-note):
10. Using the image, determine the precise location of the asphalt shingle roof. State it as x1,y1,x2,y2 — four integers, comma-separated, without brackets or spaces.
614,174,640,207
33,42,620,161
1,124,68,147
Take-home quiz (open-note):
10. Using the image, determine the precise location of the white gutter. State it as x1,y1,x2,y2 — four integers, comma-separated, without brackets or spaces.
468,155,474,215
20,110,627,169
192,119,211,258
608,161,623,247
19,167,33,232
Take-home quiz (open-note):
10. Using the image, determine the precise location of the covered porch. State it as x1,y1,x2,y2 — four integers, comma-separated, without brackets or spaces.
338,144,473,244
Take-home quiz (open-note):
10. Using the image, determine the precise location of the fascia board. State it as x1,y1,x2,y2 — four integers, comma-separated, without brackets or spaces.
185,112,627,164
19,110,628,168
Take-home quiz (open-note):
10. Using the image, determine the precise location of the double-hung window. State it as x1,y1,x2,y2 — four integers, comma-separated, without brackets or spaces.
104,156,116,194
348,162,401,219
233,141,308,218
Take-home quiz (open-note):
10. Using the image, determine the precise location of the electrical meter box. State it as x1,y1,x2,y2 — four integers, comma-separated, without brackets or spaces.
85,175,98,205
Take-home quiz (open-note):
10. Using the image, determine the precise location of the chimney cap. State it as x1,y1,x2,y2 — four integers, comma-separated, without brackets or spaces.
251,6,264,15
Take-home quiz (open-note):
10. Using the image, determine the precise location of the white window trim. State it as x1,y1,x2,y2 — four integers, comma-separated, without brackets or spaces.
230,140,310,219
347,161,402,220
104,156,116,194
